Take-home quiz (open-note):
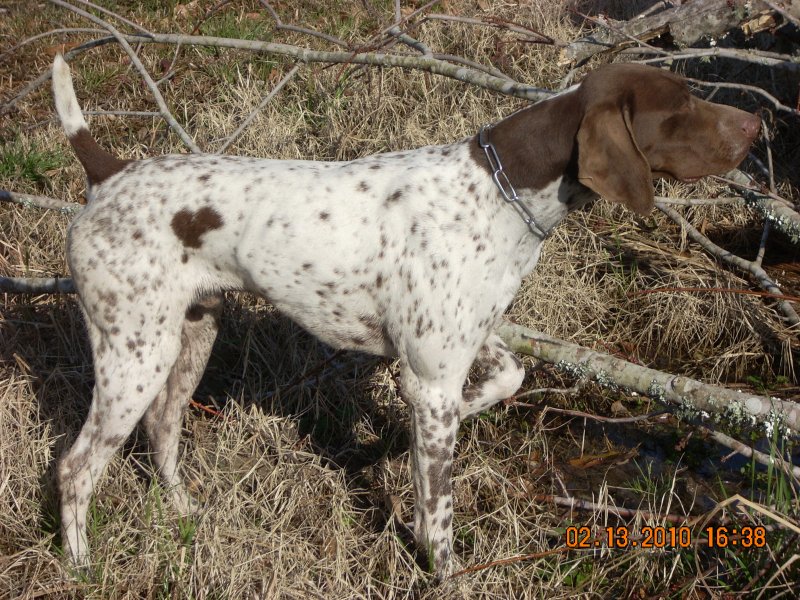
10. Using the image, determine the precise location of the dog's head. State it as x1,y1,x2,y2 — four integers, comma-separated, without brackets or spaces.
576,64,761,215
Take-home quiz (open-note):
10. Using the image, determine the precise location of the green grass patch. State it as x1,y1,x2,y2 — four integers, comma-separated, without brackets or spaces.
0,142,65,188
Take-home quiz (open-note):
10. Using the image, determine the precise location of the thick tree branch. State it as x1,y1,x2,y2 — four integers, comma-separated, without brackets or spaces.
496,321,800,434
721,170,800,245
561,0,778,65
0,190,82,214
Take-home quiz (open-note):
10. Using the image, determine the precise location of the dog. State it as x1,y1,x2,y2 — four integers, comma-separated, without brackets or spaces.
52,54,759,577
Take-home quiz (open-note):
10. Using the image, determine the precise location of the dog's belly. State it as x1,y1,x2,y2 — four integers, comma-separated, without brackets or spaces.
238,252,397,357
263,291,396,357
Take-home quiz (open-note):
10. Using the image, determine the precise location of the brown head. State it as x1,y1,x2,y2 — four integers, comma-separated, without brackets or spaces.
474,64,760,217
575,63,761,215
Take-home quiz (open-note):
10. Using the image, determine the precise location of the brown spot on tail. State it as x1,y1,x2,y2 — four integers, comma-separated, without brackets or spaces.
171,207,224,248
68,129,132,186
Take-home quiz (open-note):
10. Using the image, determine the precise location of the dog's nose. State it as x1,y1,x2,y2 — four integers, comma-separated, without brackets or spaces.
742,113,761,140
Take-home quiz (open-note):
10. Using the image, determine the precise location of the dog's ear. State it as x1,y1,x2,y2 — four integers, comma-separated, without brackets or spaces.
577,102,654,216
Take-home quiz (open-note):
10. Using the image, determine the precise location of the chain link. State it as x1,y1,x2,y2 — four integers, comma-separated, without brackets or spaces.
478,125,550,239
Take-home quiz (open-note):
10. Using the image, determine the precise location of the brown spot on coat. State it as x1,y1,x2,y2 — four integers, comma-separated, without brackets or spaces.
171,207,224,248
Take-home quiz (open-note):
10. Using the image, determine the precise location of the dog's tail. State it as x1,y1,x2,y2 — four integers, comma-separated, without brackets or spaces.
52,54,130,187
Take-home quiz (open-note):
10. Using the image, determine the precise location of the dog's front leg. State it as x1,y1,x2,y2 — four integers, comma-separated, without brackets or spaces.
403,366,461,579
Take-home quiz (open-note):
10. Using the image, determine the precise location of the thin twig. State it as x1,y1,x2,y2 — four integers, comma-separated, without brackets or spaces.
84,110,159,117
755,127,776,268
656,202,800,326
387,25,431,56
698,424,800,480
536,406,671,424
155,41,182,87
0,35,121,116
426,13,558,45
0,190,82,214
629,286,800,304
259,0,351,48
531,494,694,525
508,385,583,400
625,46,800,74
713,172,796,208
48,0,201,153
190,0,234,36
217,65,301,153
684,76,800,118
654,195,744,206
71,0,152,35
0,28,104,62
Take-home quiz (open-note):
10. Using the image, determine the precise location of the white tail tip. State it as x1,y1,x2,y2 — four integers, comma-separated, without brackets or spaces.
52,54,87,138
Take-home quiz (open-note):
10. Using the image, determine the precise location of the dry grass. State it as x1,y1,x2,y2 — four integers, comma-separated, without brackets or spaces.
1,1,798,598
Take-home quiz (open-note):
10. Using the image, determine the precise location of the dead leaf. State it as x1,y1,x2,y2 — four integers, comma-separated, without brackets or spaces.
174,0,203,19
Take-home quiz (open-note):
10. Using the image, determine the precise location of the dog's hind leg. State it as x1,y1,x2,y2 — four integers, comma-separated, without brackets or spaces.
140,295,222,514
58,299,185,567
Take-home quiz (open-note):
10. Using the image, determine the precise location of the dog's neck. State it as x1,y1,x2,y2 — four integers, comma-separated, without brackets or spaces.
470,88,597,236
471,88,589,199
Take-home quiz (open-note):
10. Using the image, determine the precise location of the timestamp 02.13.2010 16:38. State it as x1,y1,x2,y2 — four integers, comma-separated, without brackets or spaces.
565,525,767,550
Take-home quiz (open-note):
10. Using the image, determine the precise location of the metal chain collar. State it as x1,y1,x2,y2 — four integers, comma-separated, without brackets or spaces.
478,125,551,239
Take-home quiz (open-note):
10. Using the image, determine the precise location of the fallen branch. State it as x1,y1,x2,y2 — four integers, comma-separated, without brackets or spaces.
629,286,800,304
656,201,800,326
4,28,553,109
720,170,800,246
698,423,800,479
531,494,697,525
0,190,82,214
496,321,800,434
561,0,778,65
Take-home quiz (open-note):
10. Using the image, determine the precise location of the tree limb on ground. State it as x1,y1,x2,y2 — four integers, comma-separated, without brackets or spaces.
496,321,800,435
723,170,800,246
562,0,781,66
0,189,82,213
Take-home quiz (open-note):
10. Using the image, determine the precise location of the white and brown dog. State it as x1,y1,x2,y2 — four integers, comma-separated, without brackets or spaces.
52,54,759,577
